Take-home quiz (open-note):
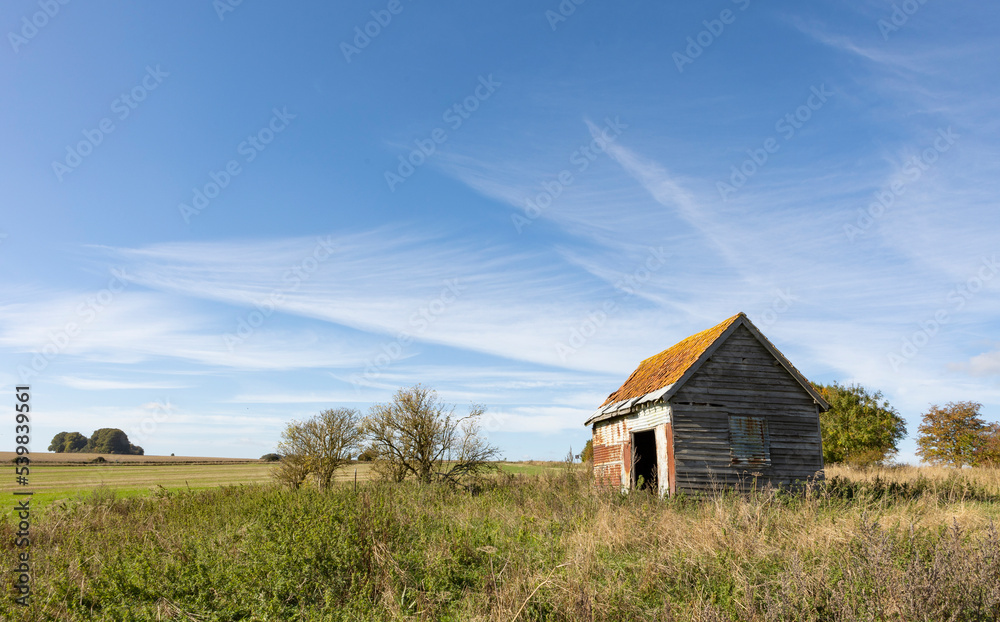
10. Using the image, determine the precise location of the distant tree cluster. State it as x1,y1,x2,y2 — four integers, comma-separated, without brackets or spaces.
916,401,1000,467
813,383,907,466
49,428,144,455
272,385,500,490
813,382,998,469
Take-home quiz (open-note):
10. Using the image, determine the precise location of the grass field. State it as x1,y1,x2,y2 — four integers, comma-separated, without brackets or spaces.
1,453,282,509
0,455,570,510
0,452,378,509
2,462,1000,620
0,452,258,464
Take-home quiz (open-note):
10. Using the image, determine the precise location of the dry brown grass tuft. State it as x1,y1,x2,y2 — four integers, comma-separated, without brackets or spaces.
828,463,1000,493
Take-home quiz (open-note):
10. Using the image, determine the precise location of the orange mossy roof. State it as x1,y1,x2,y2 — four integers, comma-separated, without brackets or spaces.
600,313,743,407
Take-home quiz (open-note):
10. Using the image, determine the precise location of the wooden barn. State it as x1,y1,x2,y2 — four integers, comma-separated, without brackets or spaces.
585,312,829,496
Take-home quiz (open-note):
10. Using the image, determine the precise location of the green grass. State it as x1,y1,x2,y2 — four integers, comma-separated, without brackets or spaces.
498,461,577,476
2,462,276,510
2,467,1000,620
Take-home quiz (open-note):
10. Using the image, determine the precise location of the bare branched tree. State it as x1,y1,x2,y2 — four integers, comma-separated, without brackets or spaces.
371,455,408,483
362,385,501,486
273,452,311,490
275,408,364,490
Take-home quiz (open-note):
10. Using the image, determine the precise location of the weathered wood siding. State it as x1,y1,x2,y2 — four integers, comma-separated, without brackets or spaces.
654,423,672,497
670,324,823,493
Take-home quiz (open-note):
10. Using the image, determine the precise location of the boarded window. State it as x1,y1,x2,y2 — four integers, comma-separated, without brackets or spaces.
728,415,770,467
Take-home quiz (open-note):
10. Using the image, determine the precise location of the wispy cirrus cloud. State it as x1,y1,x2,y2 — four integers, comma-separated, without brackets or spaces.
0,291,375,371
83,229,734,375
435,94,1000,439
54,376,190,391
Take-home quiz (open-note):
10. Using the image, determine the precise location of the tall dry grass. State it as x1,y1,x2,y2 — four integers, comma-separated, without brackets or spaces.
828,463,1000,493
1,465,998,620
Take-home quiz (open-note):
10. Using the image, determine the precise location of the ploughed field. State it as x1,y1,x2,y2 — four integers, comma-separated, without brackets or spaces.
2,462,1000,620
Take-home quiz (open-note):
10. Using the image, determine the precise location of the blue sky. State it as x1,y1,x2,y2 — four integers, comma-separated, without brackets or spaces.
2,0,998,462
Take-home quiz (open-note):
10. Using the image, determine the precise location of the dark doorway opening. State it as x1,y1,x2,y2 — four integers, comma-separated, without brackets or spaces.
631,430,658,491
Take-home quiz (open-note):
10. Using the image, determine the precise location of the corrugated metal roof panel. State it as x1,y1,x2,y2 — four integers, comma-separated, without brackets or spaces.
585,384,675,426
637,384,671,406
